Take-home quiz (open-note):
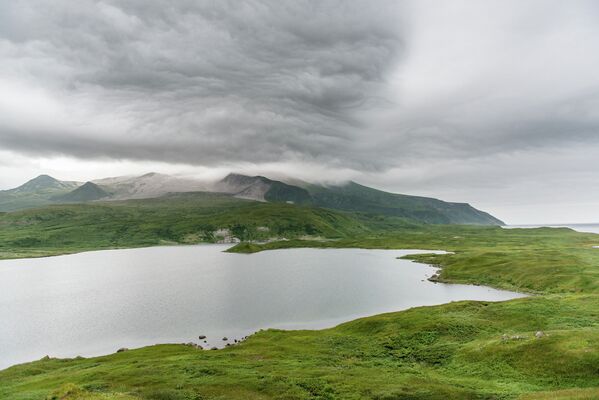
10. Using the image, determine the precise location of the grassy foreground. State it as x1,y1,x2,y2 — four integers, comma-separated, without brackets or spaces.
1,220,599,398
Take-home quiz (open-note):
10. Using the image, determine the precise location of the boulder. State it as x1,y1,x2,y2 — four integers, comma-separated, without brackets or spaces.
116,348,129,353
535,331,545,339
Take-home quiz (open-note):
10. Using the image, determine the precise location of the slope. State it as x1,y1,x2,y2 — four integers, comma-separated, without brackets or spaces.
217,173,312,204
92,172,209,200
305,181,504,225
53,182,111,202
0,192,373,259
0,175,81,212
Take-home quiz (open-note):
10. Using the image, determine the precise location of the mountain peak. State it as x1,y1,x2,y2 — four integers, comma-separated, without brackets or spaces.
221,173,269,185
30,174,59,184
15,175,63,192
53,181,109,203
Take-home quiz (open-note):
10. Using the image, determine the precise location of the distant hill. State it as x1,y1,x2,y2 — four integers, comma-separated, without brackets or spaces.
11,174,79,193
0,172,503,225
53,182,110,203
213,173,502,225
0,175,81,212
304,181,504,225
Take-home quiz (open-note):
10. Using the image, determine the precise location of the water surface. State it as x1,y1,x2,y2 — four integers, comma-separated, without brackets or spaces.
0,245,525,369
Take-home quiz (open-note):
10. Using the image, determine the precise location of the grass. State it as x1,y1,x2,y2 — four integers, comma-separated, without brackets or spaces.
0,192,380,260
0,201,599,398
1,295,598,399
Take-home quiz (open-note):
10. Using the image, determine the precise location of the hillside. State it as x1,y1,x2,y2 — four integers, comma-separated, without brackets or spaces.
216,173,312,204
215,174,502,225
306,181,504,225
0,192,376,259
0,175,80,212
92,172,209,200
53,182,111,202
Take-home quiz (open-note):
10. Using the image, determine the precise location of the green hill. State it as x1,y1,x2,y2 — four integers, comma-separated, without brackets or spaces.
219,174,503,225
264,180,312,204
53,182,110,202
0,192,378,259
0,175,80,212
306,181,504,225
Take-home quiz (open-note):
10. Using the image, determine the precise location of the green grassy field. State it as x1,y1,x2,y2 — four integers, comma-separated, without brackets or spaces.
1,201,598,399
0,192,386,260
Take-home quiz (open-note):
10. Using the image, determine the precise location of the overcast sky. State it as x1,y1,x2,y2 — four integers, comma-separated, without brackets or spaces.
1,0,599,224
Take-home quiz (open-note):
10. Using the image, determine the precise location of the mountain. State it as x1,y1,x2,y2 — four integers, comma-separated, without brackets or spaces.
92,172,208,200
0,172,209,211
11,174,75,193
217,173,502,225
0,175,81,212
53,182,110,203
303,181,504,225
0,172,503,225
216,173,312,204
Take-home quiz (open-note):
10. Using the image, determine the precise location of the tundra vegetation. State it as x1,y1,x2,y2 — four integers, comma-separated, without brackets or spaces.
0,198,598,399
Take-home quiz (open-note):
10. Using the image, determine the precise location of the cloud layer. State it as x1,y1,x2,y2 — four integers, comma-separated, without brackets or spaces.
0,0,403,168
2,0,599,223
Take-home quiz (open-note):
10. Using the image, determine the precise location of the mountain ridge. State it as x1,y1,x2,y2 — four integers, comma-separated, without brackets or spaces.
0,172,504,225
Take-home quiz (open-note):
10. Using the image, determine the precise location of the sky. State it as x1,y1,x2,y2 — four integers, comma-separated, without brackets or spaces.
1,0,599,224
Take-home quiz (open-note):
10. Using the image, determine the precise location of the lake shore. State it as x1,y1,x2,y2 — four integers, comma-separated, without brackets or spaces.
0,246,525,369
2,225,599,399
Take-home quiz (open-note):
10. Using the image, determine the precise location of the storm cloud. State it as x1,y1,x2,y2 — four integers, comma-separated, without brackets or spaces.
0,0,403,168
2,0,599,223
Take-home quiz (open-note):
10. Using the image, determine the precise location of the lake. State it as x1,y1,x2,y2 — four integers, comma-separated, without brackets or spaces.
0,245,526,369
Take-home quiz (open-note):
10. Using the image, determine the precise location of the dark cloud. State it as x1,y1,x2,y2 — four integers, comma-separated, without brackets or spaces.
0,0,403,169
2,1,599,223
